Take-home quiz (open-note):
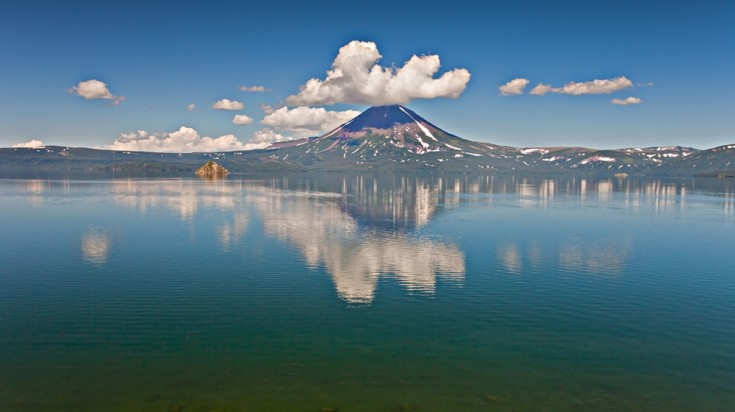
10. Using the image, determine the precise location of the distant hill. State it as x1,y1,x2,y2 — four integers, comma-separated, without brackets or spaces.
1,105,733,176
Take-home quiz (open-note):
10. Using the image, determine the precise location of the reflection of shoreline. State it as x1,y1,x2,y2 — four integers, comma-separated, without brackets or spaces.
110,179,250,248
111,179,244,220
104,175,734,225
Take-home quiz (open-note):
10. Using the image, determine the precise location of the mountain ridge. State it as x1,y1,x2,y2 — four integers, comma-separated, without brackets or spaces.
1,105,733,176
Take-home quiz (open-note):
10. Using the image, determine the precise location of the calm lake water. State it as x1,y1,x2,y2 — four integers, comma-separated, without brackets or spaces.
1,174,734,411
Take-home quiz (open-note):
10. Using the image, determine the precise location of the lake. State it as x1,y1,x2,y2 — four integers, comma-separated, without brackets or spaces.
1,173,734,411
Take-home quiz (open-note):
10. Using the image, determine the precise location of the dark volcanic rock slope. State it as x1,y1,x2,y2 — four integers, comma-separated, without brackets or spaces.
258,105,534,172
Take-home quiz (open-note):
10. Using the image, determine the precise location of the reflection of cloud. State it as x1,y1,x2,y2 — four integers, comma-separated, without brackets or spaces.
559,238,631,276
249,187,464,303
497,236,631,277
498,242,522,273
325,235,465,303
218,212,249,249
25,179,45,207
82,228,111,264
528,242,543,269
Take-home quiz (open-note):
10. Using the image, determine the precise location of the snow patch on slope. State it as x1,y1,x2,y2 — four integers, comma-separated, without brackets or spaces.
399,106,437,141
580,156,616,165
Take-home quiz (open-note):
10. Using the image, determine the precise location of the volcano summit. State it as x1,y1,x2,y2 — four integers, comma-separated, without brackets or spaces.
266,105,500,169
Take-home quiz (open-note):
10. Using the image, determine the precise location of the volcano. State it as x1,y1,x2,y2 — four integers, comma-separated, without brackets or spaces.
268,104,498,166
260,105,535,171
315,104,483,155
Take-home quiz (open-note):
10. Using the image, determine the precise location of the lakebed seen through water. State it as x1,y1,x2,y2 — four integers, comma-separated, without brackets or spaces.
1,173,734,411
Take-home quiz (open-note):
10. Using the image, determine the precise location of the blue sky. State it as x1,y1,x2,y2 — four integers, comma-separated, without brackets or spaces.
1,0,733,150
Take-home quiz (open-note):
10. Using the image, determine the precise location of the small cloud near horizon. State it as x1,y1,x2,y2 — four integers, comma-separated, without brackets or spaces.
233,114,254,125
240,85,266,92
104,126,265,152
499,78,530,96
251,128,292,144
530,83,554,95
610,96,642,105
102,123,307,153
70,79,125,105
12,139,46,148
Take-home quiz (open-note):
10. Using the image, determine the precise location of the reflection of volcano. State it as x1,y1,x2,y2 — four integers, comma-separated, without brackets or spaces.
339,175,442,229
247,186,465,303
258,174,493,230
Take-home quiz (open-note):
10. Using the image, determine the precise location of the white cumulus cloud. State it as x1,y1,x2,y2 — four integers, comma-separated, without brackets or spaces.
610,96,642,105
499,78,530,96
527,76,634,97
530,83,554,96
105,126,264,152
261,106,360,137
252,128,291,144
212,99,244,110
285,40,471,106
557,76,633,95
240,85,266,92
12,139,46,148
233,114,254,125
70,79,125,105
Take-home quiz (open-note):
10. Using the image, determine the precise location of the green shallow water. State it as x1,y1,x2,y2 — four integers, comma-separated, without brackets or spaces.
1,174,734,411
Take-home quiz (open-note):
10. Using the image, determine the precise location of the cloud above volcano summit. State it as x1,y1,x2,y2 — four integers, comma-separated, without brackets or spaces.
286,40,471,106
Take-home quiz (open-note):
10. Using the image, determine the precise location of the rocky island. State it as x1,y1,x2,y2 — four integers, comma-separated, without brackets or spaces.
195,160,228,178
